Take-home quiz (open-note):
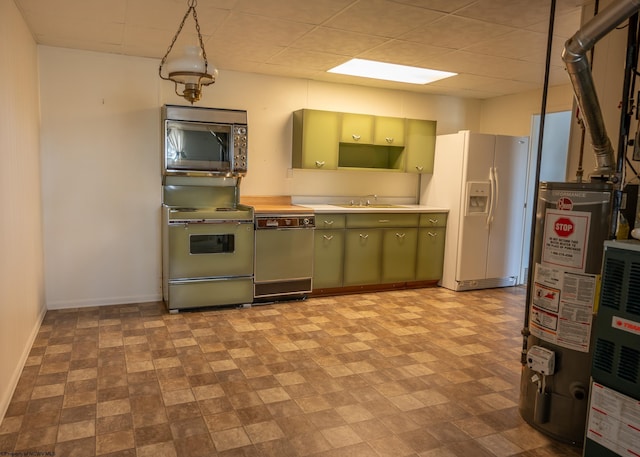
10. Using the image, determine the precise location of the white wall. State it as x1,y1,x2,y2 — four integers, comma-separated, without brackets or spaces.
0,0,46,421
39,45,483,310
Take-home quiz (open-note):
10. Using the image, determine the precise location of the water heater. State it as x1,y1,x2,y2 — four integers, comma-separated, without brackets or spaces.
519,181,613,445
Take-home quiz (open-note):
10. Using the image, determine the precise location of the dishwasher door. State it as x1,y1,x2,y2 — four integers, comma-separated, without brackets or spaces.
254,227,314,299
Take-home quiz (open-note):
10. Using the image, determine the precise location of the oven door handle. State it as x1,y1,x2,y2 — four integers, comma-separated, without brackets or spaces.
169,220,251,227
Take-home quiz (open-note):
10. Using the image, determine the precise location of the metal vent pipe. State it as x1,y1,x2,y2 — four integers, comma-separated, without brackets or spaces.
562,0,640,175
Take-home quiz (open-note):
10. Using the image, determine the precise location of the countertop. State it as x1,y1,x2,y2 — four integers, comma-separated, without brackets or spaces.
300,204,449,214
240,196,448,215
240,196,313,214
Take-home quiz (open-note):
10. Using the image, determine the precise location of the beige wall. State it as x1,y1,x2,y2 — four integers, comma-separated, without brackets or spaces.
0,0,46,421
479,84,575,137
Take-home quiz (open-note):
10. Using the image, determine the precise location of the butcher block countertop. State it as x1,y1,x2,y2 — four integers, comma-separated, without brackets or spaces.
240,196,314,214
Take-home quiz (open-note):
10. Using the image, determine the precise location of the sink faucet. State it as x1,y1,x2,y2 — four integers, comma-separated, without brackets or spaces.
362,194,377,206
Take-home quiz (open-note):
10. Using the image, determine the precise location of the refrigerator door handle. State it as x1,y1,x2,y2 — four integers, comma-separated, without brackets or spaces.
487,167,496,227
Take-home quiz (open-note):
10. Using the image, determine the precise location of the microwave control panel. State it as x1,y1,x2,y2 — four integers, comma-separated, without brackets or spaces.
233,126,248,174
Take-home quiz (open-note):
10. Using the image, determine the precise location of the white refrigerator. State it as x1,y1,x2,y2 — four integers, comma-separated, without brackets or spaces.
424,130,529,291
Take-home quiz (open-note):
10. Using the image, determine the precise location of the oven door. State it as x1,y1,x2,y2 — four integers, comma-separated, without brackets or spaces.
164,121,233,174
167,221,254,279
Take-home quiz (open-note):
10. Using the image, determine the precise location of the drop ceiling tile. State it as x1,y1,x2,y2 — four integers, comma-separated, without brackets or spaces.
28,15,124,45
401,15,515,50
359,40,451,66
325,0,443,38
526,7,582,38
428,73,503,89
267,48,347,70
464,29,548,60
456,0,554,29
290,27,388,55
17,0,127,23
430,50,544,82
233,0,357,24
213,12,313,47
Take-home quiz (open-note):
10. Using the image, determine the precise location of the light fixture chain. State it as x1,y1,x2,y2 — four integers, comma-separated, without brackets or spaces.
159,5,194,68
191,6,209,71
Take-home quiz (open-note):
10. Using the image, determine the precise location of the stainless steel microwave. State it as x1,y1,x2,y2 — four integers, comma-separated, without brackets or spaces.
162,105,248,177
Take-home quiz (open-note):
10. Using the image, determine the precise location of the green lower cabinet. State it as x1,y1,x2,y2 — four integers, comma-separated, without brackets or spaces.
343,229,382,286
416,227,446,280
313,229,344,289
381,228,418,283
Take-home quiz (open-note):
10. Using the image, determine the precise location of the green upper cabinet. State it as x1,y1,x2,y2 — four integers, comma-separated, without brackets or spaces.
292,109,340,170
340,113,374,144
292,109,436,172
404,119,437,173
374,116,405,147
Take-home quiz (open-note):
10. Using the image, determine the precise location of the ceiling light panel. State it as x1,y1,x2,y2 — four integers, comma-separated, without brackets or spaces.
328,58,456,85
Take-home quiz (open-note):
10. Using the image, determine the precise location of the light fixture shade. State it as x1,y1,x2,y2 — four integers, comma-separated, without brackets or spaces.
166,45,208,84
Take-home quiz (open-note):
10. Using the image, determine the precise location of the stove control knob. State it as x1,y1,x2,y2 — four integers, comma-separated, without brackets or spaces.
303,218,310,226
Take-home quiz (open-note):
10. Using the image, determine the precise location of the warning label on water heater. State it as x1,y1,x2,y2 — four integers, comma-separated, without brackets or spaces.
542,209,591,271
529,263,597,352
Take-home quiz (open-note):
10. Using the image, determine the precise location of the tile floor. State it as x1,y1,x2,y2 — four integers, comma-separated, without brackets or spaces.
0,287,583,457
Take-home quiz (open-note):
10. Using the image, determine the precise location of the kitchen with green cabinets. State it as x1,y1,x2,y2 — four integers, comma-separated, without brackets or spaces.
292,107,447,296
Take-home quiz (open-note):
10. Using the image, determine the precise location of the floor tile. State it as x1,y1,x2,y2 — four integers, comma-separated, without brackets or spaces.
0,288,584,457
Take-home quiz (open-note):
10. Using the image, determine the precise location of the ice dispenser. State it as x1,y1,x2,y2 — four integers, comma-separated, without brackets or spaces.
466,181,490,215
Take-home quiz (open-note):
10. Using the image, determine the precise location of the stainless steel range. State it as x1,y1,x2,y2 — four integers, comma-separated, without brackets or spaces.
254,214,315,301
162,179,254,312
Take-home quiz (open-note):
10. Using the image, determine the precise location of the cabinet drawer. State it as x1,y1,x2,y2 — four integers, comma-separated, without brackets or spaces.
317,214,346,229
419,212,448,227
346,213,419,228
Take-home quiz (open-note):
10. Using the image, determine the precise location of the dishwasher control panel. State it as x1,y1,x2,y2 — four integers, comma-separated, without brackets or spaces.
255,215,315,229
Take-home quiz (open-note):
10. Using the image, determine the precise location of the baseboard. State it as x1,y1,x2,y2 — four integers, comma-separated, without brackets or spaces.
0,303,47,423
47,293,162,310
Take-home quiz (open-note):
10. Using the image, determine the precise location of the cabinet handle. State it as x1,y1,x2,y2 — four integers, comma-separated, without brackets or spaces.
428,218,439,224
315,160,325,168
359,234,369,239
378,219,390,223
323,220,334,226
323,235,334,241
427,231,438,237
352,134,361,141
385,137,394,144
395,232,406,239
416,166,424,172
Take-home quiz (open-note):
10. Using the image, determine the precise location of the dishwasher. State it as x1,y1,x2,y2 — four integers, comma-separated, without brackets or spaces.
254,214,315,301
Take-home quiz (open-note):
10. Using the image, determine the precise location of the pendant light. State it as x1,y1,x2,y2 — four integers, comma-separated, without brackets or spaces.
159,0,218,104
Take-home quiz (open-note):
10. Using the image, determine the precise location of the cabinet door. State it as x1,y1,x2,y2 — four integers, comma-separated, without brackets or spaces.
343,229,382,286
313,229,344,289
405,119,436,173
341,113,374,144
292,110,340,169
416,227,446,280
381,228,417,283
374,116,405,147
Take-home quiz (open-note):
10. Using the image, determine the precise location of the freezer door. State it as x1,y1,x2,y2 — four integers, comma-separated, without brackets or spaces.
485,135,529,280
456,133,495,281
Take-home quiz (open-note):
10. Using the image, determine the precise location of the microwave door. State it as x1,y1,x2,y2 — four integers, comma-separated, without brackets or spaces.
165,121,232,173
